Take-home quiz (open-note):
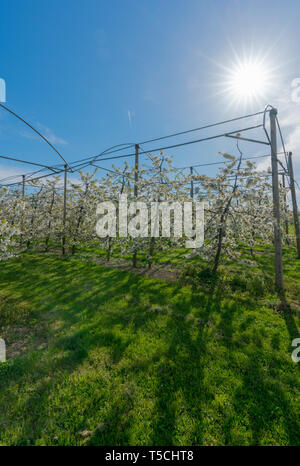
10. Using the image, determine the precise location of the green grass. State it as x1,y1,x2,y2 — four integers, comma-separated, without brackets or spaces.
0,246,299,446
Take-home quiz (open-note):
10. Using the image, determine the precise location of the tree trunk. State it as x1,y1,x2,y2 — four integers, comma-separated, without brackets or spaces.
148,237,155,269
107,237,112,262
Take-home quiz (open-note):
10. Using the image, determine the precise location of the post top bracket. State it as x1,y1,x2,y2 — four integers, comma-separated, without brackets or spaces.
269,107,278,116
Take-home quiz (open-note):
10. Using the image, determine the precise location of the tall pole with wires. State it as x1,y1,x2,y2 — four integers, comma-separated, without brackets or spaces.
21,174,26,243
134,144,139,198
288,152,300,259
22,174,25,198
270,108,284,298
281,173,289,243
132,144,139,267
190,166,194,199
62,164,67,255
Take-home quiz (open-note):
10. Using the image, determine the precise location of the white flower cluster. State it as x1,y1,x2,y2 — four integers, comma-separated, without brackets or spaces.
0,152,289,269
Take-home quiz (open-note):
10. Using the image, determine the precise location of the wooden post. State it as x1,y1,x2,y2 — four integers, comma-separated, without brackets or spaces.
281,173,289,242
270,108,284,298
190,166,194,199
62,164,67,255
132,144,139,267
288,152,300,259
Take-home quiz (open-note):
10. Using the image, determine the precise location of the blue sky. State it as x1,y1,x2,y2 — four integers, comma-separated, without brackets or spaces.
1,0,300,190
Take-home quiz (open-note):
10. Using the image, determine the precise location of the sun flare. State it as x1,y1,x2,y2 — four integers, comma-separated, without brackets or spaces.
225,58,272,105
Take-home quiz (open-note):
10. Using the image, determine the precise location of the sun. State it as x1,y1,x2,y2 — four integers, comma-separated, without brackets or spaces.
203,44,284,109
225,58,272,105
231,61,268,98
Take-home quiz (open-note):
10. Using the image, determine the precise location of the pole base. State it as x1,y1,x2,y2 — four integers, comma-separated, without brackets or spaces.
274,301,291,313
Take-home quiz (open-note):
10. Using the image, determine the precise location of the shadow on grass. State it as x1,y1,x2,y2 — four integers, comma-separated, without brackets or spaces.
0,253,299,445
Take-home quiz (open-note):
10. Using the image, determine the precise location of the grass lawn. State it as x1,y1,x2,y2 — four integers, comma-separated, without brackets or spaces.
0,246,299,446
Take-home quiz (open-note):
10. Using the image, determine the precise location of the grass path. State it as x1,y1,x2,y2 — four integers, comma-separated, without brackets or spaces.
0,252,299,445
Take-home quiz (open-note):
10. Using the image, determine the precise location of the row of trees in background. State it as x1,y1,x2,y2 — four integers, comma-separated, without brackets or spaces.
0,151,294,273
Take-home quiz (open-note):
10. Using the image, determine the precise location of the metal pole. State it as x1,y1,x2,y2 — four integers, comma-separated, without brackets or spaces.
21,175,26,242
288,152,300,258
190,166,194,199
281,173,289,242
134,144,139,198
270,108,284,297
133,144,139,267
62,164,67,255
22,175,25,198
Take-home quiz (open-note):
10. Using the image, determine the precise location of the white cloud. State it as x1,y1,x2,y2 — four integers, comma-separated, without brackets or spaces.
275,87,300,203
18,129,39,141
0,164,32,185
256,157,271,173
36,122,68,146
127,110,132,127
127,109,135,128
